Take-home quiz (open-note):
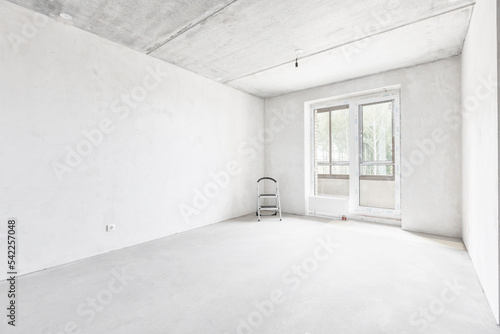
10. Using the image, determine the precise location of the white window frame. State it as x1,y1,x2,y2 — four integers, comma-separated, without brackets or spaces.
306,88,401,220
311,99,351,199
315,105,350,179
351,93,401,218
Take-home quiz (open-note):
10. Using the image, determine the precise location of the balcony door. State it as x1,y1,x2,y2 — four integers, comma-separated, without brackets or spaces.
353,94,401,217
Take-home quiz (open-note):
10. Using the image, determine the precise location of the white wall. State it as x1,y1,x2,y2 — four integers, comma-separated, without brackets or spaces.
461,0,499,324
0,2,264,276
265,57,462,237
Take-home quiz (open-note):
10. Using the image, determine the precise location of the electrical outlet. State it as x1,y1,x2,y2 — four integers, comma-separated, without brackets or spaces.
106,224,116,232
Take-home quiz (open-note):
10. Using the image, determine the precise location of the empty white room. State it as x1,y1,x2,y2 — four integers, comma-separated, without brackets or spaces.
1,0,500,333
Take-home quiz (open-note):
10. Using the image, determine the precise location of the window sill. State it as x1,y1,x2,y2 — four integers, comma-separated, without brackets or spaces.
312,195,349,201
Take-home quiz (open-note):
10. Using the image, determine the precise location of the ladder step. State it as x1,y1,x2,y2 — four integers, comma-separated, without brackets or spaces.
260,206,278,210
259,194,278,198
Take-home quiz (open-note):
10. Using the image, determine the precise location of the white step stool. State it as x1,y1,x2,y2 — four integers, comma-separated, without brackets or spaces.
256,177,282,221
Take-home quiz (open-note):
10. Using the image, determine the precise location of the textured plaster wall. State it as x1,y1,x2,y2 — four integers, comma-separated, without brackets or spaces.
0,2,264,276
265,57,462,238
461,0,499,324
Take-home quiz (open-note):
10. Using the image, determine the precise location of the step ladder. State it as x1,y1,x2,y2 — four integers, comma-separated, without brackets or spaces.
256,177,282,221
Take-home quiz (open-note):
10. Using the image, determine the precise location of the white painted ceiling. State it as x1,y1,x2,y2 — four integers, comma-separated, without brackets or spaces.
5,0,475,97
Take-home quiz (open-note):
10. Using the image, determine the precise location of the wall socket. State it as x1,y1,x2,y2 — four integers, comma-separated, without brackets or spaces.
106,224,116,232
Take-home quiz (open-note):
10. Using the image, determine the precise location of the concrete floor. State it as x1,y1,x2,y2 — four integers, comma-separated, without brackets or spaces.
2,214,499,334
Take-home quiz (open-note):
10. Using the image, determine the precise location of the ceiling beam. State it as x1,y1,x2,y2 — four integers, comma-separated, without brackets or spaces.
146,0,239,54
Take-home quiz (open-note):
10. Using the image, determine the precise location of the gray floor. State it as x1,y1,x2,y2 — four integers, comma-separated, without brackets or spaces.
2,214,499,334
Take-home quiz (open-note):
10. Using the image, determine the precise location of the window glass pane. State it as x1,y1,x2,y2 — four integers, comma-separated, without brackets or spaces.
361,165,394,176
316,111,330,163
332,165,349,175
331,108,349,162
317,165,330,175
362,102,393,162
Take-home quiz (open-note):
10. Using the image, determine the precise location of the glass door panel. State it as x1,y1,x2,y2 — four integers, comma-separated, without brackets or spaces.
358,100,396,210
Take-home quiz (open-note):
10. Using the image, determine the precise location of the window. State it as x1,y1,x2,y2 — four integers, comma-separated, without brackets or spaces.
315,106,350,177
314,105,350,197
359,101,394,180
311,90,400,214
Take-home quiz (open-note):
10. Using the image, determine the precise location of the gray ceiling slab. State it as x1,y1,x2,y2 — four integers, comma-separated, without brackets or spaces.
5,0,235,52
150,0,475,83
226,7,473,97
4,0,476,97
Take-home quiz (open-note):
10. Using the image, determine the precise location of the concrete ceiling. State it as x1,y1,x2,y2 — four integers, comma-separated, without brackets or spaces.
5,0,475,98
